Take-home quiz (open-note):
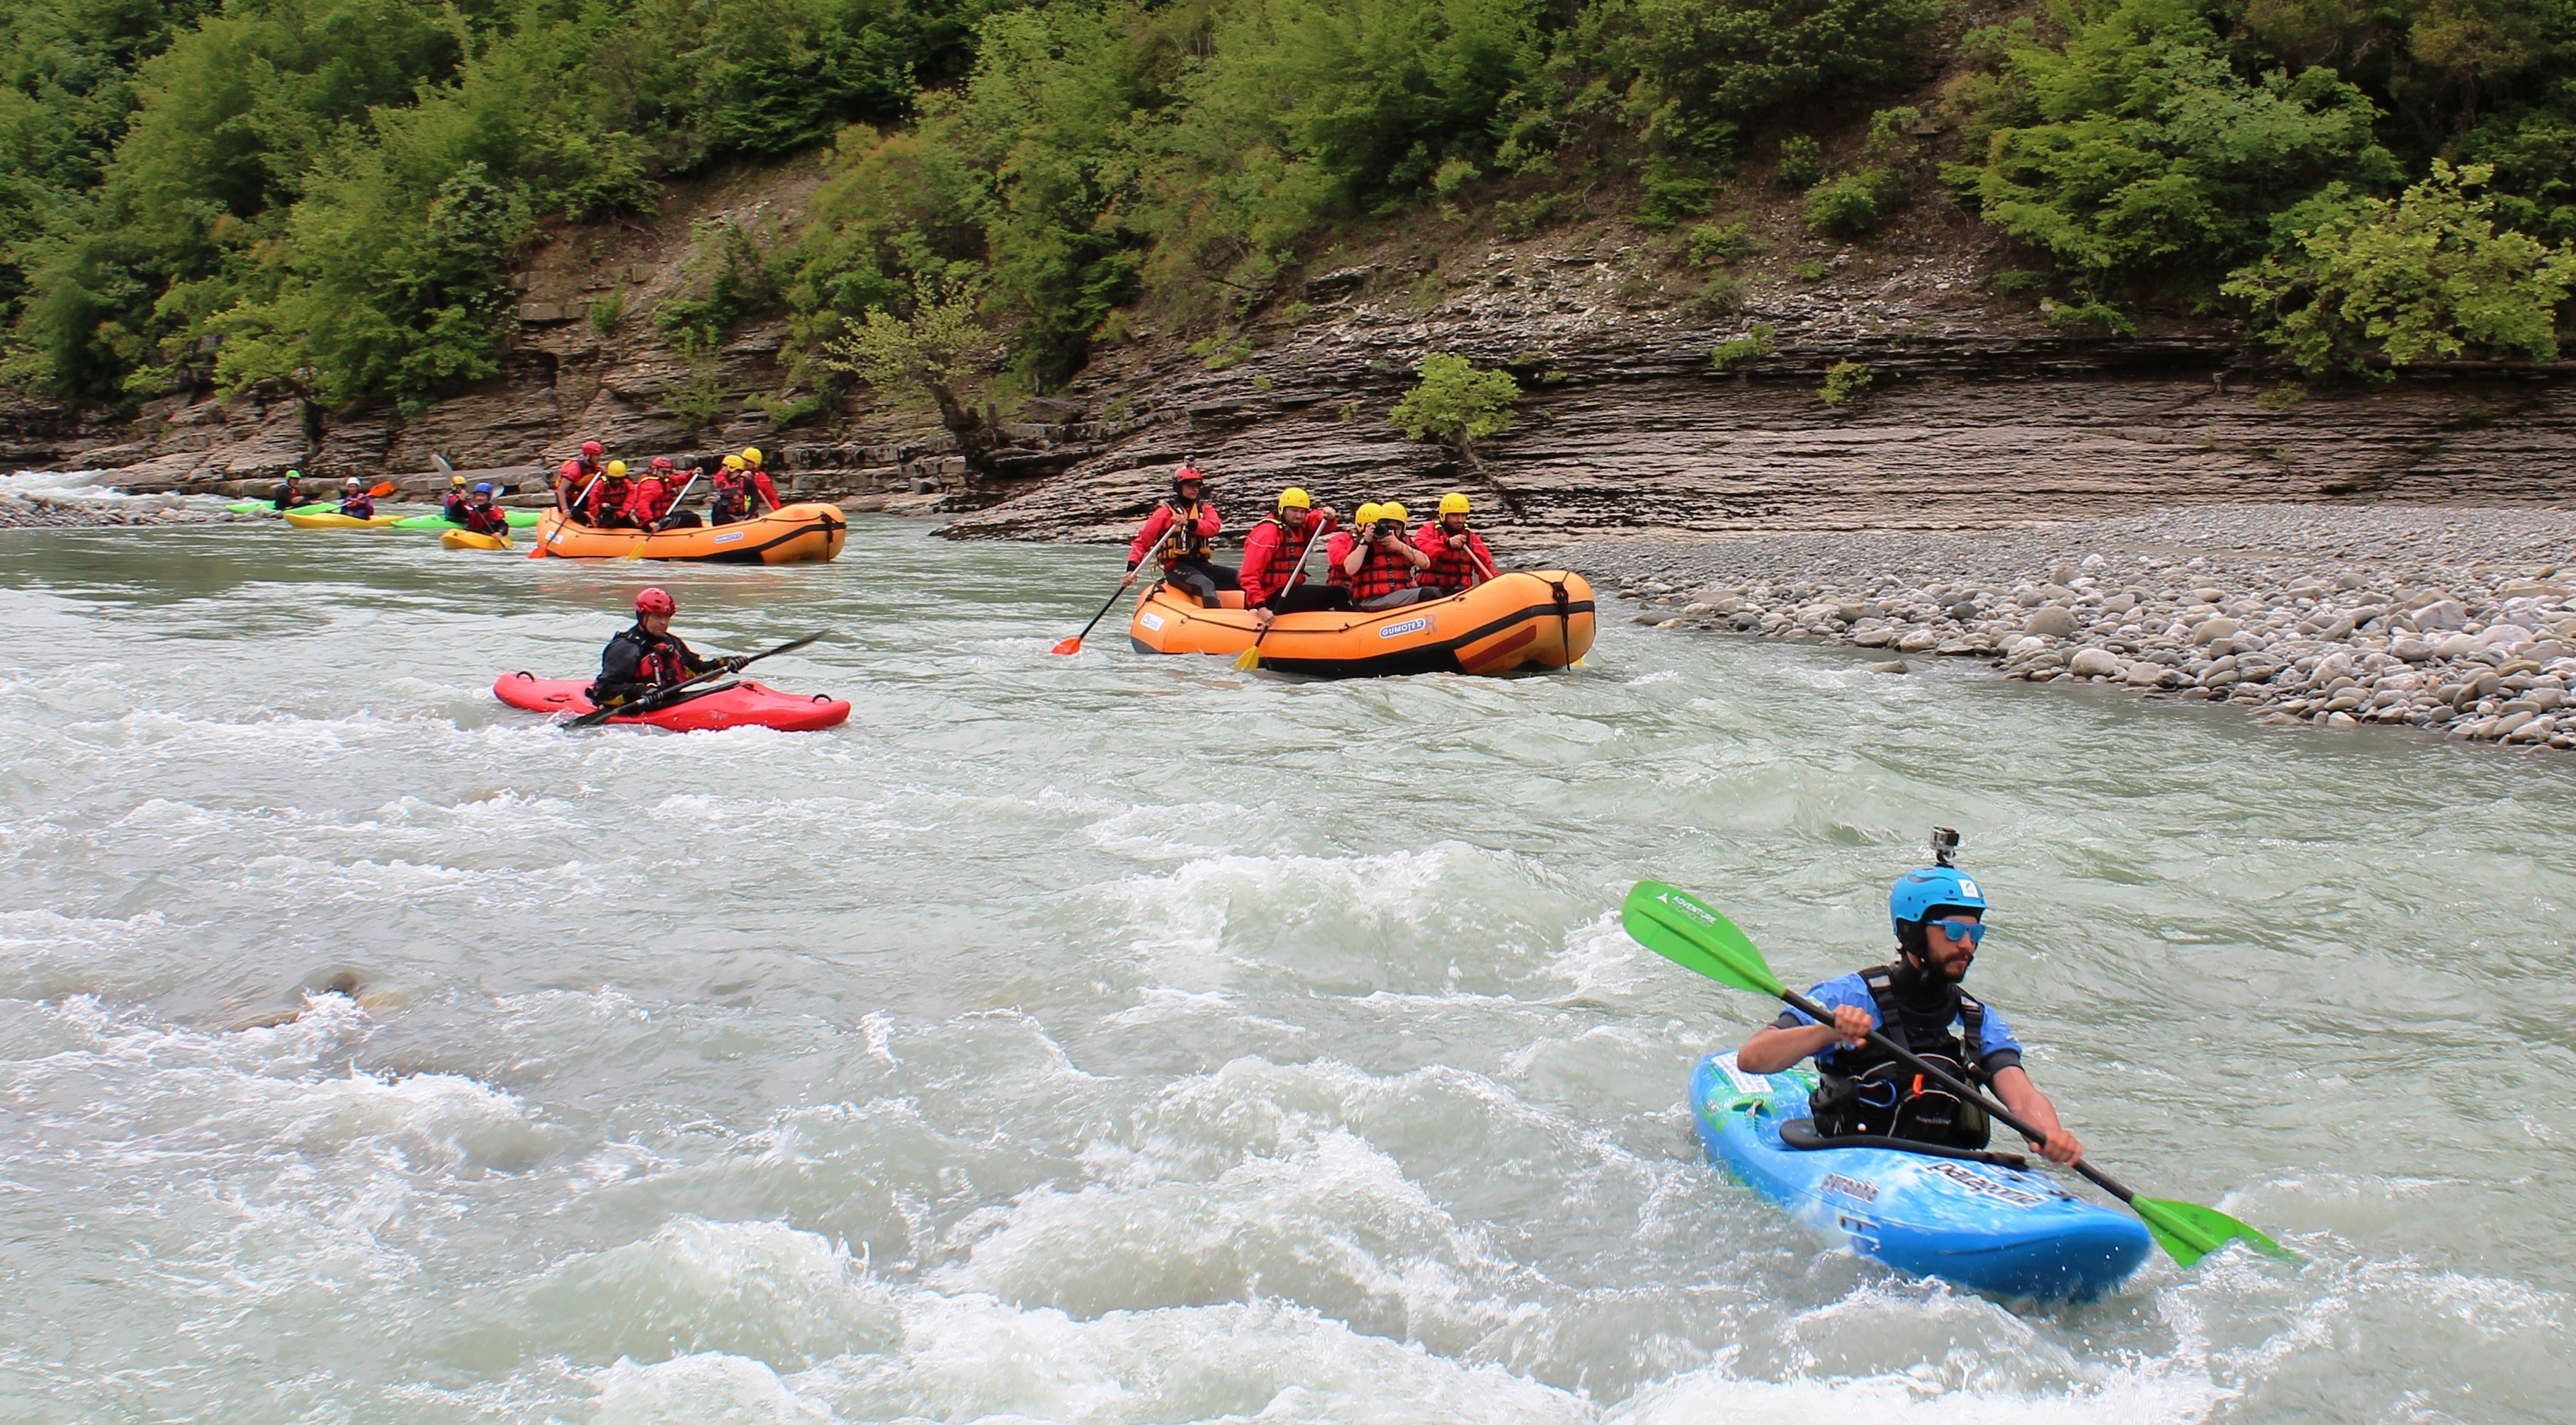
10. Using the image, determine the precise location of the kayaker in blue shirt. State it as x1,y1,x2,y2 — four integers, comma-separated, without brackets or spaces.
337,477,375,519
1736,856,2084,1165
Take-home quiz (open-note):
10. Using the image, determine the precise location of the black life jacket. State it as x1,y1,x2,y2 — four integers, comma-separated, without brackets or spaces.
1808,963,1993,1148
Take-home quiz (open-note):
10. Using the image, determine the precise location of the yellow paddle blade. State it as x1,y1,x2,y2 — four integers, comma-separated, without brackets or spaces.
1233,646,1264,670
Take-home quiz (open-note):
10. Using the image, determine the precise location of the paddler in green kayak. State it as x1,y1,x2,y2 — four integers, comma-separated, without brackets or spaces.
271,470,317,511
1735,836,2085,1166
589,587,747,710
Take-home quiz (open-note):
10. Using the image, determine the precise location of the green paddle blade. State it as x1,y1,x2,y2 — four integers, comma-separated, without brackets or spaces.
2132,1195,2296,1266
1621,881,1788,999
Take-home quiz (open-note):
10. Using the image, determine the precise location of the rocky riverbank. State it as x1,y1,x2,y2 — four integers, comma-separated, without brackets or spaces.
1561,503,2576,752
0,490,235,530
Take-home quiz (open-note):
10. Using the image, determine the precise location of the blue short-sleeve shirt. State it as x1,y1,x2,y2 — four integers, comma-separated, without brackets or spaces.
1773,972,2025,1074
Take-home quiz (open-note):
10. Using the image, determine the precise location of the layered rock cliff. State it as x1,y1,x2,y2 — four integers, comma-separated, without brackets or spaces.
13,166,2576,533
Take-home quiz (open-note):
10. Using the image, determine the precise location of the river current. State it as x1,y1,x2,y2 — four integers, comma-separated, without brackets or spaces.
1,502,2570,1423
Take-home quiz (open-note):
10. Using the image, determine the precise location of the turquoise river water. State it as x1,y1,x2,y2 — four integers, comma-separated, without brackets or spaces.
1,502,2570,1423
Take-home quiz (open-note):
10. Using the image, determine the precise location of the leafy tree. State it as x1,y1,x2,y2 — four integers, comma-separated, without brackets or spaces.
819,271,1002,480
1953,0,2400,294
2222,159,2576,373
1389,351,1522,511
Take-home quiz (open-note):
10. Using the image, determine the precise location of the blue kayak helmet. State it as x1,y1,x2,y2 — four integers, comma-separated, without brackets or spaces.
1889,865,1987,936
473,482,494,494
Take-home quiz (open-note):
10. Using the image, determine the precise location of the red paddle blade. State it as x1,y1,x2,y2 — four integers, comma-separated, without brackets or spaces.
1049,636,1083,655
368,481,397,496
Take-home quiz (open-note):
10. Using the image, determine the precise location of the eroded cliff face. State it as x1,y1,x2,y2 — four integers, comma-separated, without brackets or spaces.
14,176,2576,532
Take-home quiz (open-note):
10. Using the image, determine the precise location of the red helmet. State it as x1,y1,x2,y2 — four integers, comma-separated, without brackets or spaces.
581,440,605,458
650,456,674,471
635,587,676,616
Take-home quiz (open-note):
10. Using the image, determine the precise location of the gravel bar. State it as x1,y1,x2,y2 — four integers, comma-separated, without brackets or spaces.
0,492,240,529
1560,503,2576,754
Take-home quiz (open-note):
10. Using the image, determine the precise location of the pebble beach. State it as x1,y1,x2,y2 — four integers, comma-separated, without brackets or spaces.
1563,503,2576,752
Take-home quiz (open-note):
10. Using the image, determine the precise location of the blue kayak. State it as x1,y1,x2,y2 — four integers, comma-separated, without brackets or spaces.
1690,1052,2151,1301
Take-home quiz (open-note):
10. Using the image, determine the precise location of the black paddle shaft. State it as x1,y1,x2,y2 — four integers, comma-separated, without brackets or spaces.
1070,584,1128,642
565,632,825,728
1781,986,2143,1206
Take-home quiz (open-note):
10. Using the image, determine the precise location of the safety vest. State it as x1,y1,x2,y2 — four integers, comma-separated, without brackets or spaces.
1348,540,1416,601
1158,502,1213,565
443,493,472,522
1809,963,1994,1147
609,628,691,688
1245,516,1311,595
1419,526,1483,592
710,470,751,518
585,479,630,523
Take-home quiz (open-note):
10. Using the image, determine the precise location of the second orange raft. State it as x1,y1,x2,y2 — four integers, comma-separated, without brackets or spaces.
529,503,847,562
1127,569,1595,676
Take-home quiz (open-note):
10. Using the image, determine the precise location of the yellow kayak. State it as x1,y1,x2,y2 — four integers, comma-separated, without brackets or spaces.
440,529,513,551
281,509,402,530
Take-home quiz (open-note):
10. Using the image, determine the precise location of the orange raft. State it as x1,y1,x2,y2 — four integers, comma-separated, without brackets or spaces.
529,503,847,563
1127,569,1596,676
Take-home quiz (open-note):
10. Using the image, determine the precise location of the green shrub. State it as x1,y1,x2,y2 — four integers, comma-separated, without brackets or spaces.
1190,332,1254,369
1819,358,1872,404
1795,256,1829,282
1581,0,1945,144
1776,136,1826,190
2223,161,2576,375
1689,271,1746,316
1494,193,1572,239
589,290,626,336
1685,220,1756,266
1804,170,1885,235
1711,322,1775,368
1389,352,1518,448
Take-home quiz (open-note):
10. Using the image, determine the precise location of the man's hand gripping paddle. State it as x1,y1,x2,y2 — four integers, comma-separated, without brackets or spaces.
565,632,825,729
1620,880,2292,1268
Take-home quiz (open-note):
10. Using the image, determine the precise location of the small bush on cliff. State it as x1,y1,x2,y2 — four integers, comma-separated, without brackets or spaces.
1819,358,1872,405
1775,136,1826,190
1710,323,1775,369
2222,161,2576,375
1390,353,1518,448
821,272,1002,482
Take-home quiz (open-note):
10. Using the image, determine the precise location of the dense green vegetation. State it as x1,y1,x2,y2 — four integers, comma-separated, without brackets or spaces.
4,0,2576,423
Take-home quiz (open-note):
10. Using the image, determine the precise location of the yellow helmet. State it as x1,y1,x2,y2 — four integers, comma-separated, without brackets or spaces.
1277,487,1311,510
1379,501,1409,523
1353,501,1382,526
722,454,746,470
1438,492,1471,516
451,474,468,487
740,447,764,465
605,460,628,477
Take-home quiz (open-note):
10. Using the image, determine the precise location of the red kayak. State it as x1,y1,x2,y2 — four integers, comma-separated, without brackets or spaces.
492,674,852,732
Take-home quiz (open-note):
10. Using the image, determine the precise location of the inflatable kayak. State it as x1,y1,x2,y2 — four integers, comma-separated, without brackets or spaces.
1125,569,1595,676
1691,1052,2150,1301
491,674,851,732
281,509,403,530
441,529,512,551
527,504,845,563
396,510,539,530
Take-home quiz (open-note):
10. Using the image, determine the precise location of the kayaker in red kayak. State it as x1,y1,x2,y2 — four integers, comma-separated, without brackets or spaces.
589,588,745,710
1734,845,2086,1165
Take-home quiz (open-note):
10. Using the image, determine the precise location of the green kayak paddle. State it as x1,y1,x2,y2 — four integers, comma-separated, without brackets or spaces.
1621,879,2294,1268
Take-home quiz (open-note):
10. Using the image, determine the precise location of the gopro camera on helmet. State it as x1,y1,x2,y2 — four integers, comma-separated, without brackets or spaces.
1930,827,1961,868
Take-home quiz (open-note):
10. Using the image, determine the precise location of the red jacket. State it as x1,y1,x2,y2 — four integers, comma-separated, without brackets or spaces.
624,476,673,526
1237,511,1333,604
461,501,511,535
558,458,602,513
747,467,780,510
584,477,632,524
1414,522,1495,593
1126,501,1221,568
1323,529,1360,587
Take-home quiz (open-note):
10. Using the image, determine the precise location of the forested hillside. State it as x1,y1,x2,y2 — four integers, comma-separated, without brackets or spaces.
6,0,2576,428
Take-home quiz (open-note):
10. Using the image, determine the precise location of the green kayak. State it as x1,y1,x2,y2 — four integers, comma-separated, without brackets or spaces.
229,499,327,516
393,509,540,530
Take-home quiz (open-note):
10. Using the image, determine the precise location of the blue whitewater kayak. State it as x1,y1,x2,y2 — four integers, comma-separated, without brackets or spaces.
1691,1052,2150,1301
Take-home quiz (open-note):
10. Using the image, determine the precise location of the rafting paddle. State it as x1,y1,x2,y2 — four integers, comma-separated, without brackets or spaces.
1234,518,1333,670
565,632,827,728
1618,879,2292,1268
1051,581,1136,655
